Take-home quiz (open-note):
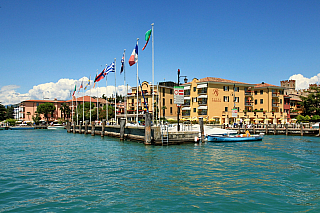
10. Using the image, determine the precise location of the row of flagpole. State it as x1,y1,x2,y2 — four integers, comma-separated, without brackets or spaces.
71,23,154,126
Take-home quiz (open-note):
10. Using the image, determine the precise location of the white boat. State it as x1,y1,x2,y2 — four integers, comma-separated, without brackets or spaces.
312,123,319,129
47,124,65,129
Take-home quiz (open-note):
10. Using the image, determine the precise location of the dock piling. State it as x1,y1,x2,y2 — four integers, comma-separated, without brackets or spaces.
199,117,204,142
101,119,106,137
120,118,126,140
91,122,95,136
144,113,152,145
84,120,88,134
73,122,76,134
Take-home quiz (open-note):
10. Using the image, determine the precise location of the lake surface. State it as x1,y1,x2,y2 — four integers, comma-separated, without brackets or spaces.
1,129,320,212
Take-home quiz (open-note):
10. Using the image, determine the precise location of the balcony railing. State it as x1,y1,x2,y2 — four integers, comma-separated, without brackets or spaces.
184,91,190,96
198,88,207,94
245,92,253,96
198,101,207,105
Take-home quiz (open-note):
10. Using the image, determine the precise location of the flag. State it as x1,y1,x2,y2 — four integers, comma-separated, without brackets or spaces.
120,52,125,74
78,81,83,93
72,85,76,96
94,69,106,83
129,44,138,66
105,62,115,75
93,74,97,88
142,29,152,51
84,78,90,90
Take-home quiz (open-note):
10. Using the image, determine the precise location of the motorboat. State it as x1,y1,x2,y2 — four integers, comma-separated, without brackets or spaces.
207,130,264,142
47,124,65,129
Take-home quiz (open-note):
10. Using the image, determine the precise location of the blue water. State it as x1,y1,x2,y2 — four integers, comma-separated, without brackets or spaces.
1,129,320,212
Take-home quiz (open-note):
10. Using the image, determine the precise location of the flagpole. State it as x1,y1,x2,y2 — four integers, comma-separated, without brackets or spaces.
96,69,99,122
72,93,74,123
76,93,78,125
123,49,127,123
106,74,108,123
90,75,92,124
151,23,154,126
136,38,139,125
114,58,117,125
82,80,84,125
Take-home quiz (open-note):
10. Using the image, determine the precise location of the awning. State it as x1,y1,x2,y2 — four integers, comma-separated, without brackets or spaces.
184,86,190,90
198,95,207,99
198,106,208,110
182,107,191,110
197,84,207,88
184,96,190,100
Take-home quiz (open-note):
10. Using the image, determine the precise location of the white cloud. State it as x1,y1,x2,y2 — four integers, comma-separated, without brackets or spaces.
0,78,131,105
289,73,320,90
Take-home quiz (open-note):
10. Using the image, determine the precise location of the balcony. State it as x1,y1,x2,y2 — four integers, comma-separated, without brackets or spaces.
198,88,207,94
198,110,207,115
272,92,279,97
198,99,207,105
184,90,190,96
245,91,253,96
245,101,253,106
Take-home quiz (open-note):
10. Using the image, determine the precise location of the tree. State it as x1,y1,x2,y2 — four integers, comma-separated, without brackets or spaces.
300,86,320,116
36,103,56,122
60,103,71,120
0,104,6,121
32,113,41,125
6,105,14,119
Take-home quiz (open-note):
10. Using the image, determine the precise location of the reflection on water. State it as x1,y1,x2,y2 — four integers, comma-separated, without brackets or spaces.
0,130,320,212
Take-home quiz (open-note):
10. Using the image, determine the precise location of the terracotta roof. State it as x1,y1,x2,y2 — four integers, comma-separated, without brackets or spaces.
23,100,64,103
254,82,281,88
198,77,254,85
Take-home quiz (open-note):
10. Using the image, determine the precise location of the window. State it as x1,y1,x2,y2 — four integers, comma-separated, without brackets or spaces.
255,99,257,105
260,99,263,104
223,96,229,102
193,97,197,103
254,91,257,95
170,107,172,114
234,97,239,102
223,86,229,91
193,108,196,113
260,108,263,111
170,89,173,94
163,98,165,106
234,87,239,92
280,108,282,113
170,99,172,104
225,107,228,112
280,99,282,104
193,87,196,92
260,90,263,95
163,88,165,96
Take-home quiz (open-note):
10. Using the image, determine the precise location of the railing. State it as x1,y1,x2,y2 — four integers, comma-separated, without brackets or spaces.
198,88,207,94
198,101,207,105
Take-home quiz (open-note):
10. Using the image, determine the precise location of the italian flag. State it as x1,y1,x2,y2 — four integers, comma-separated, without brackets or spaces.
142,29,152,50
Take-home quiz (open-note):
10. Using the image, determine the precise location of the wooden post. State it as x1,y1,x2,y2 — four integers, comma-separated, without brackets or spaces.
66,122,71,133
73,122,76,134
199,117,204,142
238,123,240,134
91,121,95,136
253,124,256,134
266,124,268,135
274,124,276,135
244,123,247,134
120,118,126,140
101,119,106,137
79,121,82,134
84,120,88,135
145,113,152,145
300,124,303,136
285,123,288,135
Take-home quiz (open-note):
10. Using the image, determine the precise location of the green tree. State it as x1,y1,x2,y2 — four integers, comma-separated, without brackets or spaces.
60,103,71,120
36,103,56,122
5,118,16,126
6,106,14,119
300,86,320,116
32,113,41,125
0,104,6,121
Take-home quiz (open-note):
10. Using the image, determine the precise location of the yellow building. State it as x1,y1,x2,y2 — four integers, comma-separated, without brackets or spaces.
182,78,287,124
126,81,178,122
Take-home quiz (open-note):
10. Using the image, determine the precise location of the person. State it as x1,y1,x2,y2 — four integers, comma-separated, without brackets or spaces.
239,118,243,128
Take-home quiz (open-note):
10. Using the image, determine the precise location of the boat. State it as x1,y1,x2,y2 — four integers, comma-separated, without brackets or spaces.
207,130,264,142
47,124,65,129
312,123,319,129
9,125,35,130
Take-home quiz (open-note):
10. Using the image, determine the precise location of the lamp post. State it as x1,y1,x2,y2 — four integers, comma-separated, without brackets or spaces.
177,69,188,131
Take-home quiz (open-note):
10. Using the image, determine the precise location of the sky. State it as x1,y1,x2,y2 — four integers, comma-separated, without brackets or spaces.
1,0,320,105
